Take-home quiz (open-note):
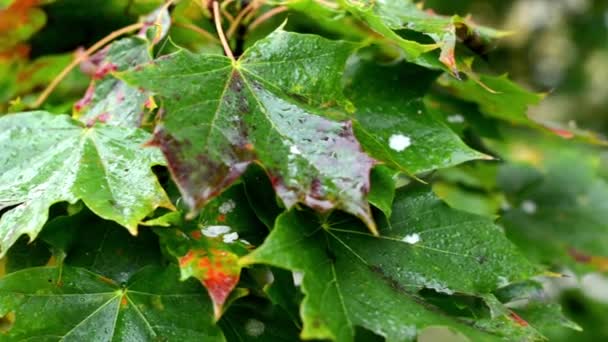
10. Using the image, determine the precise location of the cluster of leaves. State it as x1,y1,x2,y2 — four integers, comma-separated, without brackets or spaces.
0,0,607,341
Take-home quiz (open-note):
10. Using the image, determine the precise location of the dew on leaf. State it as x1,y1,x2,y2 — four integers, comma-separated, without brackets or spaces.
402,233,421,244
218,199,236,215
521,200,537,214
292,271,304,286
201,225,231,238
290,145,302,155
388,134,412,152
446,114,465,123
222,232,239,244
245,318,265,337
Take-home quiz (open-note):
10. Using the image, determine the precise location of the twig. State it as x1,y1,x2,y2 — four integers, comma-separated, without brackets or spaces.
213,1,235,61
248,6,287,32
173,21,219,42
33,22,145,108
220,0,236,23
226,0,262,38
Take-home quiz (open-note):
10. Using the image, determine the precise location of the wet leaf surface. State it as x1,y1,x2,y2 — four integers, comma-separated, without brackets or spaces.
243,187,535,341
0,111,172,256
120,29,378,233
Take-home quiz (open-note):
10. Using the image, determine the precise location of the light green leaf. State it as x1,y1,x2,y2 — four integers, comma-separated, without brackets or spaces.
0,111,172,256
438,73,543,125
341,0,506,72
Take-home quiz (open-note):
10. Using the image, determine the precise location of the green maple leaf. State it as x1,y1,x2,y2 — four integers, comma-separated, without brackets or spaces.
345,58,489,175
119,29,379,233
0,265,224,341
438,73,544,125
242,187,536,341
341,0,507,73
0,111,173,256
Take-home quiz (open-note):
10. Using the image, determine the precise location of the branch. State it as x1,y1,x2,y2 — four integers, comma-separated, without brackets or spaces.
32,22,144,109
248,6,287,32
212,1,235,61
173,21,219,43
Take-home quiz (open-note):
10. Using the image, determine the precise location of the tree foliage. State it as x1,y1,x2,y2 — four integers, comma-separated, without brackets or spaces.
0,0,606,341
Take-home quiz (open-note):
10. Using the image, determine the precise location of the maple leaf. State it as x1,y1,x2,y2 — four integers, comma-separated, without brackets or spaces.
0,111,173,256
119,29,379,234
243,187,537,341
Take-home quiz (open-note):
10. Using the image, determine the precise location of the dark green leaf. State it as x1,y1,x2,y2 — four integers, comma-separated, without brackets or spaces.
242,187,535,341
120,29,380,233
0,265,224,341
346,59,488,175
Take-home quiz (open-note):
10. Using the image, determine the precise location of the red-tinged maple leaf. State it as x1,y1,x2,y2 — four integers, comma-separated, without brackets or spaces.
508,311,529,327
0,0,38,32
179,248,240,319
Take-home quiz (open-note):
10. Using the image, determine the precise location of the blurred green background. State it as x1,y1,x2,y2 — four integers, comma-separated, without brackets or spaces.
428,0,608,134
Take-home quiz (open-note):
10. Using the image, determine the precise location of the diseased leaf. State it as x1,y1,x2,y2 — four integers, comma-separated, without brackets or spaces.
0,111,172,256
74,37,153,127
0,265,225,341
155,185,265,319
74,7,171,127
119,29,379,233
345,58,488,175
242,187,535,341
474,294,543,341
180,248,241,320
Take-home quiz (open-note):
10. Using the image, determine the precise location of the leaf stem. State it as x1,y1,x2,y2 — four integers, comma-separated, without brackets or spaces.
173,21,219,42
32,22,144,108
226,0,259,38
248,6,287,32
212,1,235,61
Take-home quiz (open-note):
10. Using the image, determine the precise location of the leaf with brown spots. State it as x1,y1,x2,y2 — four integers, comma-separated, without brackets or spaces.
180,248,240,319
155,185,265,319
119,29,379,234
74,8,170,128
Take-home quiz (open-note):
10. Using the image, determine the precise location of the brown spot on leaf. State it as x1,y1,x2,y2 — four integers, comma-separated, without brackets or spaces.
190,230,202,240
93,62,118,80
548,127,574,139
568,248,608,271
179,249,240,319
75,83,95,113
509,311,529,327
